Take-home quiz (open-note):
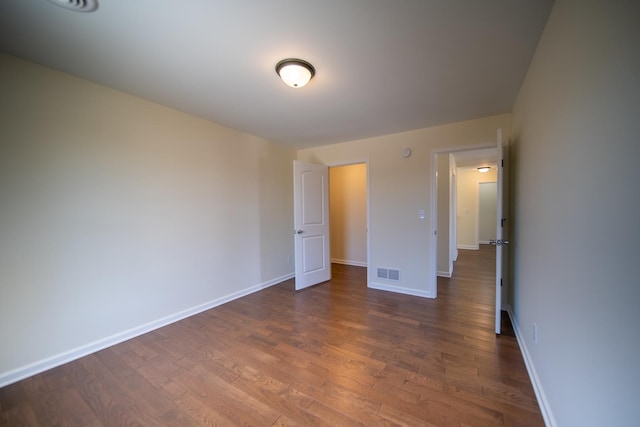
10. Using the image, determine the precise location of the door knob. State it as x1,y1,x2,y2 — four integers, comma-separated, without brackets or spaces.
489,239,509,245
295,230,304,234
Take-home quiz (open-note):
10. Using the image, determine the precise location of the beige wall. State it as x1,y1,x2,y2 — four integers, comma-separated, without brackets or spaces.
510,0,640,425
329,164,367,266
298,114,510,297
0,53,295,384
456,167,497,249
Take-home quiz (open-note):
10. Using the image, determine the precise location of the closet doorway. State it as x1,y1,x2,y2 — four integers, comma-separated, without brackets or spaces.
329,163,369,270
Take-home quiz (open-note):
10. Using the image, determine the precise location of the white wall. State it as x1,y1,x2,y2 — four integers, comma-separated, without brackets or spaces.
298,114,510,298
0,53,295,385
456,167,497,249
329,164,367,266
510,0,640,425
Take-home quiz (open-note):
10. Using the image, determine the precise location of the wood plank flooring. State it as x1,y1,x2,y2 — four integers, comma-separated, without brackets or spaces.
0,246,543,426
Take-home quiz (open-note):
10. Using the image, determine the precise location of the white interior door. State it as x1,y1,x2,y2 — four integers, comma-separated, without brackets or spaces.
293,160,331,290
495,129,505,334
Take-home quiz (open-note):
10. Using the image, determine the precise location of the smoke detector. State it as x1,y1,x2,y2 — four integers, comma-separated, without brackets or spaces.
46,0,99,12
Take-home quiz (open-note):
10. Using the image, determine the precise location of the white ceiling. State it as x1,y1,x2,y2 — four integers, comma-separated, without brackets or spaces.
0,0,553,149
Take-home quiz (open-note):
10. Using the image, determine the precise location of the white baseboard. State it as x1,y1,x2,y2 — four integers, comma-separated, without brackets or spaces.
331,258,367,267
507,307,557,427
368,281,433,299
0,272,294,388
457,244,479,250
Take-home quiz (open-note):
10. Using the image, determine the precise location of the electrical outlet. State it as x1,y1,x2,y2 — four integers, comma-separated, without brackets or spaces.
287,255,292,264
533,323,538,343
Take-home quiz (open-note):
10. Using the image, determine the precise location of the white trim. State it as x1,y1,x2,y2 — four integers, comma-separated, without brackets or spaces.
449,160,458,270
0,272,294,388
457,244,479,250
430,150,438,297
331,258,367,267
507,307,557,427
366,161,371,293
476,180,481,249
368,281,433,299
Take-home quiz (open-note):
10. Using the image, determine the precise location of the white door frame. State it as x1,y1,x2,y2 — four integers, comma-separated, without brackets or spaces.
326,159,371,285
429,142,496,298
449,163,458,263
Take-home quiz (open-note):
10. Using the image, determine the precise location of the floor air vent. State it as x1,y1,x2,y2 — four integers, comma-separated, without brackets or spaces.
377,267,400,281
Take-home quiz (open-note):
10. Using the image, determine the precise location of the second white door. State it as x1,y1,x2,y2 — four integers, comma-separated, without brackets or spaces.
293,160,331,290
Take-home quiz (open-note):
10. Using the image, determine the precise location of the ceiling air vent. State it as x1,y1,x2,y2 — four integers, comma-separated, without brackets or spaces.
46,0,99,12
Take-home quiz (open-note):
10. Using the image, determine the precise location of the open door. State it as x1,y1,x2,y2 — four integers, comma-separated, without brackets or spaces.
293,160,331,290
494,129,509,334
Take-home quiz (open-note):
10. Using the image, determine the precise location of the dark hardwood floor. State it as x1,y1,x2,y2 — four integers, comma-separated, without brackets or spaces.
0,246,543,426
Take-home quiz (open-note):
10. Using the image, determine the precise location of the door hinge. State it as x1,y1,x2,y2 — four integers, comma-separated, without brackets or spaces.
501,159,504,167
500,278,503,287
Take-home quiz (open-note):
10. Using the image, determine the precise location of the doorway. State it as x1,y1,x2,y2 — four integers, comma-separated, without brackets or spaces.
432,145,497,294
435,148,497,275
328,163,368,269
293,160,370,290
431,136,506,334
479,182,498,244
456,166,498,250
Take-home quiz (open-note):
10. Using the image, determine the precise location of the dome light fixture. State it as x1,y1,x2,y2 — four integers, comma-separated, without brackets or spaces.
275,58,315,88
477,167,491,173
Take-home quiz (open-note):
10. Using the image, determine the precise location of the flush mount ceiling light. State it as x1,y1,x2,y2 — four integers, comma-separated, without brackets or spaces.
477,167,491,173
45,0,99,12
275,58,315,88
